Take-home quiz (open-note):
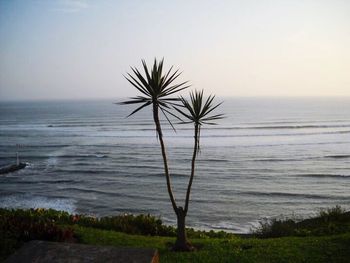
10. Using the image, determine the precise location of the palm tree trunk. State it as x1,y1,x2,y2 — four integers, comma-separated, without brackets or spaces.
173,123,199,251
184,123,199,214
173,207,193,251
152,103,178,213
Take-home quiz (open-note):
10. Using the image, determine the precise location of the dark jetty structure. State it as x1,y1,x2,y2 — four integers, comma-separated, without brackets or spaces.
0,162,26,175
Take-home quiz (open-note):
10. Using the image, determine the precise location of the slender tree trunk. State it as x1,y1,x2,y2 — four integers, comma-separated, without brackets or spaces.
173,207,193,251
184,123,199,214
173,123,199,251
152,103,178,213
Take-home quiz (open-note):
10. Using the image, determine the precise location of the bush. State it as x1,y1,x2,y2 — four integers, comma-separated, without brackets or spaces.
75,213,172,236
319,205,346,222
0,208,75,242
0,208,236,239
253,206,350,238
253,218,297,238
0,208,75,260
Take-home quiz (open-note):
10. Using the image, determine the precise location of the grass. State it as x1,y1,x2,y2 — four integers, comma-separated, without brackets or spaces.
75,226,350,263
1,207,350,262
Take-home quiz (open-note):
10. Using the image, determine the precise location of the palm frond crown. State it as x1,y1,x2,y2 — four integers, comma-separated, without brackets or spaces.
174,90,224,126
120,59,190,120
174,90,224,152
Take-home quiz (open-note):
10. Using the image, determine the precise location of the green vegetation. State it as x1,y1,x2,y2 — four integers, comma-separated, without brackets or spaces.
77,227,350,263
0,208,233,239
0,208,75,260
1,207,350,262
254,205,350,238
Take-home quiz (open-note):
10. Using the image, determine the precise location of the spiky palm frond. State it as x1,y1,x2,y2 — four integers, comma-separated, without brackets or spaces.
174,90,224,151
120,59,190,122
174,90,224,126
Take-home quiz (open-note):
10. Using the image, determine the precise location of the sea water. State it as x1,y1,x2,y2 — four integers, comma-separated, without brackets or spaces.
0,98,349,233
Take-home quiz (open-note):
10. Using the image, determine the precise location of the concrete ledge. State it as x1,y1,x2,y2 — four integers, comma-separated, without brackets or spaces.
5,240,159,263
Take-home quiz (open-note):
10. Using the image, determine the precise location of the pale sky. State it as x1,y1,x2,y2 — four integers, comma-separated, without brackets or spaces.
0,0,349,100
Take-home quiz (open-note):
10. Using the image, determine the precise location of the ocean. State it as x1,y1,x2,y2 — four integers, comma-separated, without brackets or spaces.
0,97,349,233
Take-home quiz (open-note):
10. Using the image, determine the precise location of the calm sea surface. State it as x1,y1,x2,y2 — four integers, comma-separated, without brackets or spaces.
0,98,349,233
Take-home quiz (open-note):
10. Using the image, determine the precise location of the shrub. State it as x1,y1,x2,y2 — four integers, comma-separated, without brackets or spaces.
319,205,346,222
0,209,75,242
253,206,350,238
0,208,236,239
253,217,297,238
0,208,75,260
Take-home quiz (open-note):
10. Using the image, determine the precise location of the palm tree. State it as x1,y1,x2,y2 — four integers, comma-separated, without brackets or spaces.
173,90,223,250
120,58,190,249
121,59,223,251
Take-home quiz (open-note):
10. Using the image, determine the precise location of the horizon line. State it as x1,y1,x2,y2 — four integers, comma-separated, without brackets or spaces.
1,95,350,103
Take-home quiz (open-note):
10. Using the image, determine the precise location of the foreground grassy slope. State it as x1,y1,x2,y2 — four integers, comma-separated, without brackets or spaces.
76,226,350,263
1,207,350,262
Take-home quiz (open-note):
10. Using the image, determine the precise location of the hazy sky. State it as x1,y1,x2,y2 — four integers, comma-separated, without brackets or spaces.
0,0,349,100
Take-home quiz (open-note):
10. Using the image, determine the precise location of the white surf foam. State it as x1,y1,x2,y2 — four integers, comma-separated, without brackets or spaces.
0,194,76,214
